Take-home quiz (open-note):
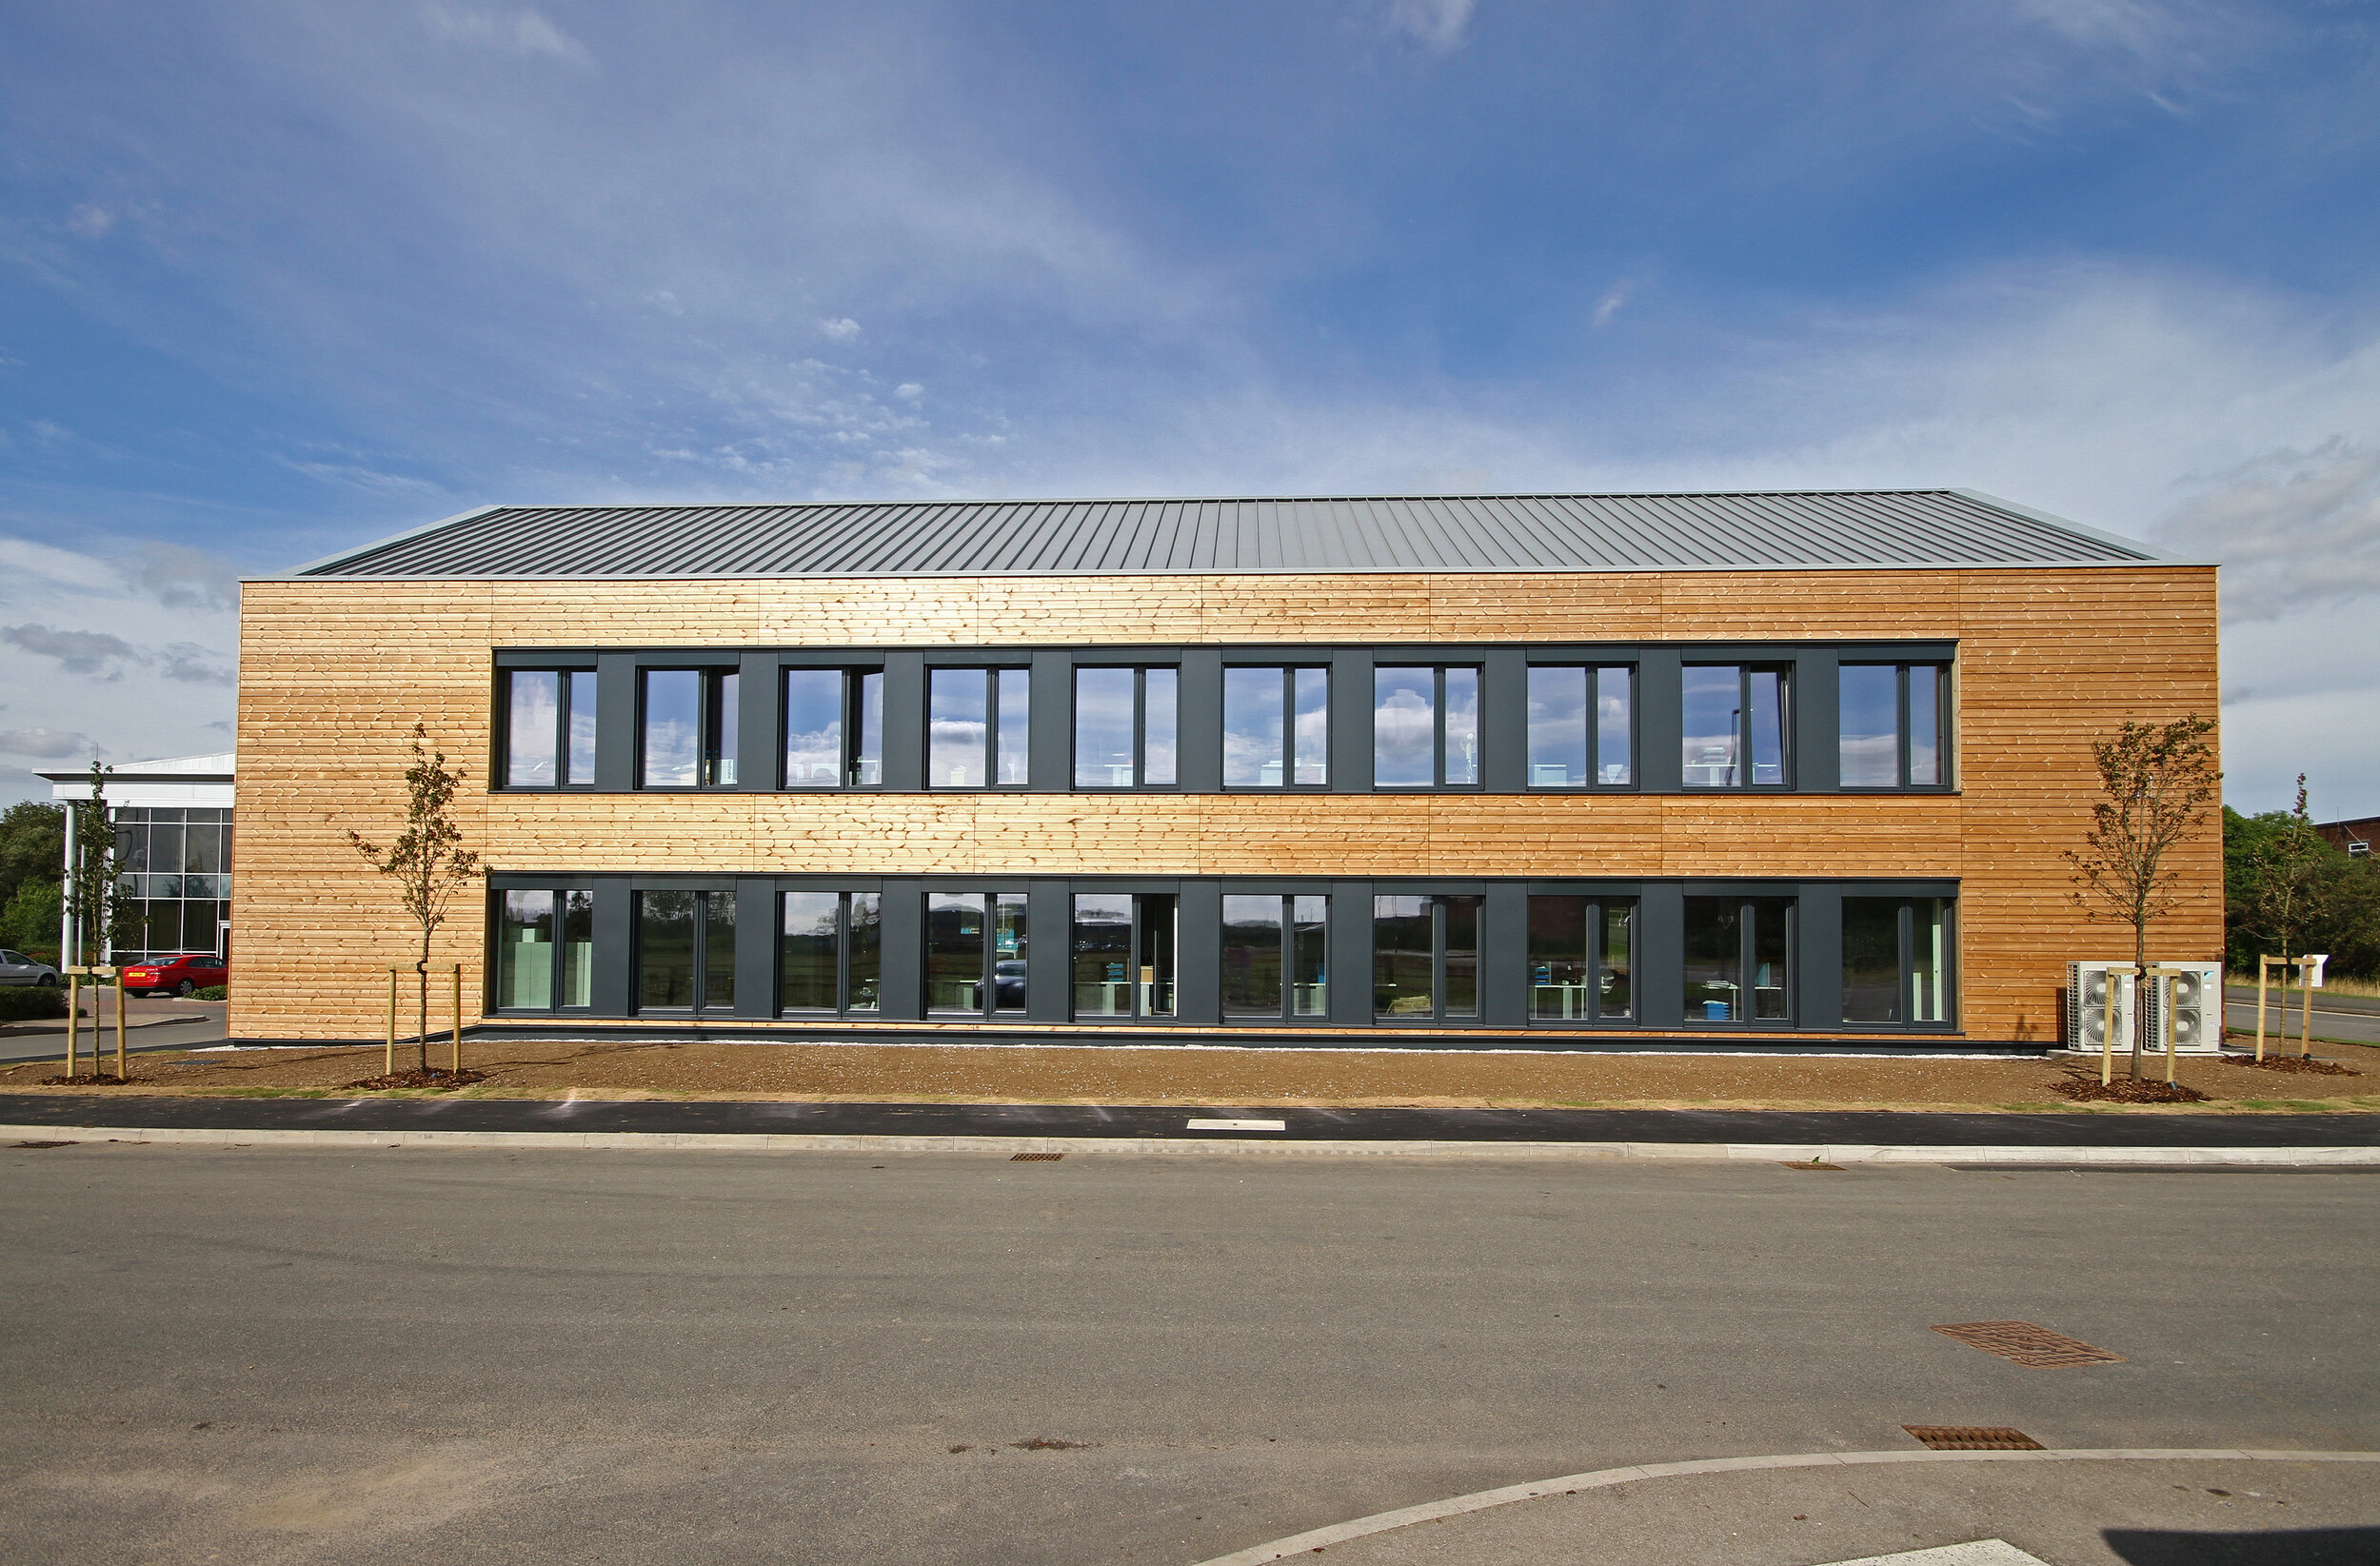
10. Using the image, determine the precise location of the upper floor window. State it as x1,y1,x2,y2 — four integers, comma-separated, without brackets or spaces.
1074,666,1179,788
642,669,737,788
1527,665,1633,786
784,668,883,788
928,667,1029,788
1681,664,1787,788
1839,664,1946,789
1374,666,1479,787
503,669,596,788
1223,666,1329,787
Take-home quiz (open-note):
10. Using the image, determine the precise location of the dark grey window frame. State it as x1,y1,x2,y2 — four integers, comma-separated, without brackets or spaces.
1523,893,1639,1025
1372,664,1485,791
1522,663,1638,792
925,664,1032,790
1068,888,1180,1022
775,889,883,1018
1370,887,1490,1025
1220,663,1333,791
1679,662,1795,792
1071,663,1181,791
1218,890,1331,1021
1835,662,1953,793
629,885,738,1016
486,886,597,1012
1836,893,1959,1030
780,665,886,790
1681,892,1797,1028
922,887,1030,1018
493,664,599,791
637,665,741,790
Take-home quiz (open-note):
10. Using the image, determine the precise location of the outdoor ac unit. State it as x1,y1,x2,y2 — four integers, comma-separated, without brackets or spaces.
2143,961,2223,1054
2065,961,2132,1051
2067,960,2223,1055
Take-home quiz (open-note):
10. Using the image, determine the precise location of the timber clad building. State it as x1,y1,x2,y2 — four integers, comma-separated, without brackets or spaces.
232,490,2221,1047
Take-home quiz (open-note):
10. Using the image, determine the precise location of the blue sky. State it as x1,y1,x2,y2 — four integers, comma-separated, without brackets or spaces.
2,0,2375,812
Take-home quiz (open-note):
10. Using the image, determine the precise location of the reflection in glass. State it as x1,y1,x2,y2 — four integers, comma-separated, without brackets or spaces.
565,671,598,785
1072,894,1134,1017
1294,668,1329,784
1075,667,1137,786
704,672,739,786
643,671,701,787
1747,671,1785,785
1373,896,1434,1018
1596,667,1633,784
704,891,737,1008
1599,902,1633,1018
1528,896,1587,1020
780,892,842,1011
506,671,559,786
1913,898,1953,1022
560,889,593,1006
1143,669,1178,785
996,669,1030,785
994,893,1028,1014
1223,668,1285,786
500,890,555,1008
1909,666,1941,785
1373,669,1435,786
1443,895,1478,1018
1839,665,1900,787
1748,895,1790,1018
854,672,883,785
1841,897,1901,1021
1291,896,1328,1015
926,893,986,1014
1527,666,1587,785
1682,897,1741,1021
1221,895,1283,1016
784,671,844,786
928,669,988,786
637,890,698,1008
1680,666,1739,787
1443,668,1479,786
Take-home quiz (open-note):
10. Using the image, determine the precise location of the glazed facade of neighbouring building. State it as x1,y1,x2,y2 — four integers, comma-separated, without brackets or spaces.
230,490,2222,1047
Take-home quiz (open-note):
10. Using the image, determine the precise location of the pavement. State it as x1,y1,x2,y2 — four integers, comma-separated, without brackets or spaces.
0,992,226,1062
0,1145,2371,1565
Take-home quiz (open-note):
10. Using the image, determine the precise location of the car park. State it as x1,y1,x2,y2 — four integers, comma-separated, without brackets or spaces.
119,952,228,998
0,950,60,987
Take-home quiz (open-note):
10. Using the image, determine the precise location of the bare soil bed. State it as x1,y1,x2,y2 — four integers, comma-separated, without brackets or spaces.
4,1038,2376,1113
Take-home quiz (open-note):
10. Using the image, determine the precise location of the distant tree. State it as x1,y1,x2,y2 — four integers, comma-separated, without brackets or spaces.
0,880,64,960
2065,715,2221,1078
2238,777,2329,979
349,726,481,1071
2227,796,2380,982
0,800,67,910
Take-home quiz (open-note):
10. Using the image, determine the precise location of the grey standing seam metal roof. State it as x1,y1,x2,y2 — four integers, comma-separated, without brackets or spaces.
281,490,2181,580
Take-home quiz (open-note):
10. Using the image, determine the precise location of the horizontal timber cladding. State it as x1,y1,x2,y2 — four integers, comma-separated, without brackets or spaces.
230,565,2221,1044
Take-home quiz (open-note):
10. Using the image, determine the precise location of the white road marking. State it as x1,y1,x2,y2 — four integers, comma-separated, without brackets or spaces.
1185,1118,1287,1132
1823,1542,2050,1566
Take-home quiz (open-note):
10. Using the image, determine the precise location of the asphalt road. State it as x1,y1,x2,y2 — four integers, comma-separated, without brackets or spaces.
0,1146,2372,1564
2223,988,2380,1047
0,993,227,1063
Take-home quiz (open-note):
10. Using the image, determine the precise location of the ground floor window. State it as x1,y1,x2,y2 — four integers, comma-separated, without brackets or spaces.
636,889,735,1012
1528,897,1634,1021
1221,894,1328,1019
109,805,233,962
781,891,882,1016
926,891,1027,1016
1074,894,1176,1018
497,889,593,1009
1841,896,1954,1025
1682,895,1793,1023
1374,895,1480,1021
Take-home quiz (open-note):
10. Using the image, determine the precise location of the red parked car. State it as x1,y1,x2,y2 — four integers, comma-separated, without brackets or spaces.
121,953,228,998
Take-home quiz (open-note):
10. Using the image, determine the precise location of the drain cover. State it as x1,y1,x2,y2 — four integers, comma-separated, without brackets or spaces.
1932,1320,2125,1367
1010,1152,1063,1161
1903,1425,2045,1450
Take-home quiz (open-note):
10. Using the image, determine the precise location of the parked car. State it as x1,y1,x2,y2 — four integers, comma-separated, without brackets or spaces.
0,950,60,987
994,959,1028,1009
120,953,228,998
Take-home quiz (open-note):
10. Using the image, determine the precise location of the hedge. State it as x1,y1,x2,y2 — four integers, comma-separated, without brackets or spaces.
0,985,69,1021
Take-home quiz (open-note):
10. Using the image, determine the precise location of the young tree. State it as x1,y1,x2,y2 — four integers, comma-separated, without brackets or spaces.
349,726,481,1071
2064,715,2221,1078
62,761,133,968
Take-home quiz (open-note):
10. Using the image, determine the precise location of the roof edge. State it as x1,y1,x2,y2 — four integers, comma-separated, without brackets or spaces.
268,502,508,580
1948,487,2181,564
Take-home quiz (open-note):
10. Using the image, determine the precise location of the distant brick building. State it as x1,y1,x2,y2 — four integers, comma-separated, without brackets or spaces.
2317,817,2377,858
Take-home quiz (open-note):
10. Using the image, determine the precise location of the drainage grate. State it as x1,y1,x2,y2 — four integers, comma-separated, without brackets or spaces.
1932,1320,2125,1367
1904,1425,2045,1451
12,1140,73,1150
1010,1152,1063,1161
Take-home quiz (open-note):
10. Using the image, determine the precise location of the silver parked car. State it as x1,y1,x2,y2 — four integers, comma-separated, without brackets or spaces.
0,950,61,987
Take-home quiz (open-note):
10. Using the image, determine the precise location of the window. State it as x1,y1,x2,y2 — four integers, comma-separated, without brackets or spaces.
1839,664,1947,789
1073,666,1179,787
1841,897,1955,1025
780,891,882,1015
1373,895,1480,1021
642,669,738,787
1223,667,1329,787
502,669,597,787
925,891,1027,1016
1681,665,1788,788
1374,666,1480,787
495,889,594,1009
1526,666,1633,786
1072,894,1177,1018
1682,895,1793,1023
1221,895,1329,1019
109,806,233,962
783,669,883,787
1526,897,1635,1021
635,889,735,1012
928,667,1029,787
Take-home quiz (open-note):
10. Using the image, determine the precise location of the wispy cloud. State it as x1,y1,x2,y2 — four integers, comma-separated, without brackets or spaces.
1378,0,1479,53
421,3,592,67
2155,438,2380,622
2,624,142,680
0,726,94,760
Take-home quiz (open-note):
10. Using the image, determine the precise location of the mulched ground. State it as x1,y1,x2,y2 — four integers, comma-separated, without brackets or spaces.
2225,1055,2362,1077
33,1073,147,1087
2053,1075,2210,1104
338,1067,491,1092
2,1037,2373,1112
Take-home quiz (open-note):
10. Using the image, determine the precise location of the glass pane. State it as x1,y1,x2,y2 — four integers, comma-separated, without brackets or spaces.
994,893,1028,1014
1444,897,1478,1018
151,823,185,881
1374,669,1435,787
1221,894,1284,1017
506,671,559,787
186,823,221,875
783,670,844,787
1599,902,1634,1019
703,891,737,1009
1528,896,1590,1021
560,890,593,1007
1748,669,1786,786
1072,894,1134,1017
1139,894,1178,1017
117,821,149,872
1442,669,1479,785
1909,666,1942,786
219,820,233,871
565,671,598,785
637,890,697,1009
1075,667,1137,786
1293,668,1329,785
499,890,556,1008
1682,897,1741,1022
996,668,1031,785
1143,669,1178,786
1597,667,1633,785
928,669,988,787
853,672,884,786
1223,667,1285,787
1749,896,1792,1020
1373,895,1434,1019
643,671,701,787
1839,665,1900,787
1913,898,1952,1023
1527,667,1588,786
847,893,881,1012
780,891,842,1012
1841,897,1902,1022
707,671,740,787
1291,895,1329,1016
926,892,986,1014
1681,666,1740,788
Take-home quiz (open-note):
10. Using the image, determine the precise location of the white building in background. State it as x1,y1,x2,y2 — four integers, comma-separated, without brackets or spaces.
38,752,236,963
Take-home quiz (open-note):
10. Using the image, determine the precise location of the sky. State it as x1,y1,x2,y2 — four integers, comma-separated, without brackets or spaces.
1,0,2375,813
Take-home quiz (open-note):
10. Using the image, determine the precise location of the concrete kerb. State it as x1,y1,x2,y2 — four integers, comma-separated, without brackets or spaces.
1186,1448,2380,1566
3,1123,2377,1163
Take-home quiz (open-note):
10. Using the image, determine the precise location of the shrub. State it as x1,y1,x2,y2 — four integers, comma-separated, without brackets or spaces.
193,984,228,1001
0,985,69,1021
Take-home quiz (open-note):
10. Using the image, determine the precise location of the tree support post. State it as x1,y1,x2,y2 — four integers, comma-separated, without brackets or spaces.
385,968,398,1077
64,973,78,1080
449,964,463,1076
2254,957,2273,1062
114,970,127,1080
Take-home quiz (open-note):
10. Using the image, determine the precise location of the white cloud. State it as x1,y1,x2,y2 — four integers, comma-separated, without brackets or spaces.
125,542,243,613
1378,0,1478,53
421,3,592,67
894,382,923,401
65,204,114,239
2154,438,2380,622
0,727,94,760
819,317,862,342
1591,281,1632,330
